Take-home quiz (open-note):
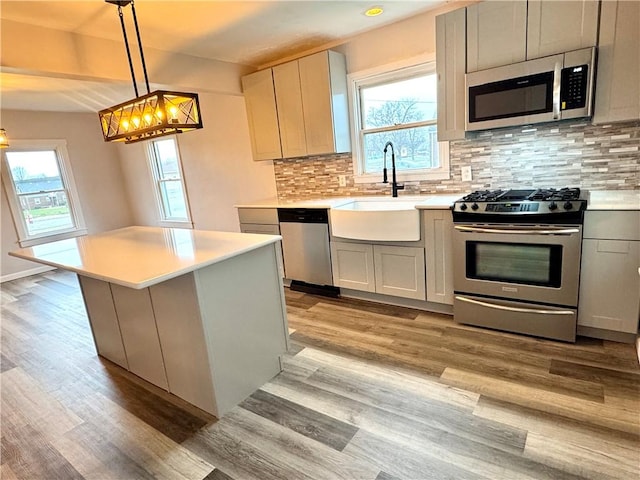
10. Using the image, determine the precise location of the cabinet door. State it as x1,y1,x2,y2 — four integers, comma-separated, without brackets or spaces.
594,0,640,124
111,284,169,390
299,51,336,155
241,69,282,161
330,242,375,292
466,1,527,72
423,210,454,305
436,8,466,141
527,0,599,60
78,276,128,369
273,61,308,158
578,239,640,334
373,245,426,300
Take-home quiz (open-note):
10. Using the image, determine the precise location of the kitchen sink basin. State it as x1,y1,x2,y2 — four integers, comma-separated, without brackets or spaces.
330,200,420,241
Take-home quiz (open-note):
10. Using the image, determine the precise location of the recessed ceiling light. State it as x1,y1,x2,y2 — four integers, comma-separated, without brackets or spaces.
365,6,384,17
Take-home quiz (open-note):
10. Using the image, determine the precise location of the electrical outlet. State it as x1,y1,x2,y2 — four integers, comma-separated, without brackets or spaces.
338,175,347,187
461,166,472,182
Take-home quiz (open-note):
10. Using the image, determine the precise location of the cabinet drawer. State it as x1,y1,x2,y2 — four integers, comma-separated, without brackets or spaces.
237,208,279,225
583,211,640,240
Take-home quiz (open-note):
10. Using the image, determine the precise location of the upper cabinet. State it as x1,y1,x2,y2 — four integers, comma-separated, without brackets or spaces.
436,8,467,141
241,69,282,161
526,0,599,59
466,1,527,72
242,50,351,161
466,1,599,73
593,0,640,124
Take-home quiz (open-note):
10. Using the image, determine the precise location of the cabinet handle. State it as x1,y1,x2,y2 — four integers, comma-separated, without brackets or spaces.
455,295,574,315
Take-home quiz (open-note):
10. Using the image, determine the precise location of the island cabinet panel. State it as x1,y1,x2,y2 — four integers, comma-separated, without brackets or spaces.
193,244,288,416
374,245,426,301
78,276,128,369
593,0,640,124
150,273,217,415
423,210,454,305
111,284,169,390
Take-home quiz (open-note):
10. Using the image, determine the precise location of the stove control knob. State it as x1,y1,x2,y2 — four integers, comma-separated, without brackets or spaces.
563,201,573,210
459,203,468,211
548,201,558,211
471,203,479,211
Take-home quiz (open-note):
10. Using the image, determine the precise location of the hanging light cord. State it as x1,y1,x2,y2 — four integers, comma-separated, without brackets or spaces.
117,3,139,97
130,0,151,94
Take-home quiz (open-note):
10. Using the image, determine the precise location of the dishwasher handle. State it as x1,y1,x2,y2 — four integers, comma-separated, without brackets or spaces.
278,208,329,224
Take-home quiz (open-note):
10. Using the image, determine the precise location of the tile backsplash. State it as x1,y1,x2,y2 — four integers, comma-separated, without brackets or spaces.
273,120,639,200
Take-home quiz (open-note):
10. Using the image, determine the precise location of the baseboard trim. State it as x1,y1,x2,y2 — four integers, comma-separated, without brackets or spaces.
1,265,56,283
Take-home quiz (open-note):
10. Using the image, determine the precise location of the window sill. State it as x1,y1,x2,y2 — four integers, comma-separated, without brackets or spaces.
19,228,88,248
353,170,451,185
158,220,193,229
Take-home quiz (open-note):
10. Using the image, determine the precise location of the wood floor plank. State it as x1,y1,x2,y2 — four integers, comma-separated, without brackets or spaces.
441,367,640,435
524,431,639,480
70,392,214,480
1,353,16,373
203,468,235,480
52,422,156,480
0,367,84,440
240,389,359,451
1,423,84,480
302,367,527,454
391,339,605,403
344,429,489,480
217,407,380,480
296,347,479,411
264,371,581,480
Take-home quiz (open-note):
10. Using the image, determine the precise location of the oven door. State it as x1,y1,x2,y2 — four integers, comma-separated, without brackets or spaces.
452,224,582,307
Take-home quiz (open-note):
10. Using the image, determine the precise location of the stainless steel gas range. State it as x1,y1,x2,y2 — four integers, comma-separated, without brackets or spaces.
451,188,588,342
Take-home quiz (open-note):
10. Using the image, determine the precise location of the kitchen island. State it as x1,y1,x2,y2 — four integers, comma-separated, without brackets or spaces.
9,226,289,418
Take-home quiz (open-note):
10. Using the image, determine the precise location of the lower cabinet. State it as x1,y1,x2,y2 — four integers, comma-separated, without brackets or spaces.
331,241,426,300
423,210,454,305
578,211,640,339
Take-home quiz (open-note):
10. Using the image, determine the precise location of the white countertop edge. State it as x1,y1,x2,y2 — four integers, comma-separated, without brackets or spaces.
9,232,282,290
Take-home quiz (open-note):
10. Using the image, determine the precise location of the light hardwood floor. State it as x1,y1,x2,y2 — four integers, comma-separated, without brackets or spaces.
1,270,638,479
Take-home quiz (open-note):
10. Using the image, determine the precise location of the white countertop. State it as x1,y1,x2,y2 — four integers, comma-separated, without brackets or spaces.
237,190,639,211
9,226,281,290
236,194,464,210
587,190,640,210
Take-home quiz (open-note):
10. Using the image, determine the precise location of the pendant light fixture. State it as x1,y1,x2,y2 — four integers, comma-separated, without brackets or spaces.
0,129,9,148
98,0,203,144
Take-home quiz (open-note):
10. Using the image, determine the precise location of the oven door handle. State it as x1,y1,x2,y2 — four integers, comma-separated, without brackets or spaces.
453,225,580,235
455,296,575,315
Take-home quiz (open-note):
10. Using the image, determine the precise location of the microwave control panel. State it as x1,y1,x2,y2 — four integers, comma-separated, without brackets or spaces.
560,64,589,110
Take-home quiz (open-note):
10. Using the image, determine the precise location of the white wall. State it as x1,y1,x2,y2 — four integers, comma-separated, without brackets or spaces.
118,91,278,232
1,110,135,279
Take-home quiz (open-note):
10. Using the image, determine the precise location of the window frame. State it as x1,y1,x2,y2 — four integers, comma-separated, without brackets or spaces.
146,136,193,228
347,54,450,184
1,139,87,247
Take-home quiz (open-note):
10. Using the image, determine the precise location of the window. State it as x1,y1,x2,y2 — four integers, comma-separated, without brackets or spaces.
147,137,192,227
1,140,86,246
349,59,450,183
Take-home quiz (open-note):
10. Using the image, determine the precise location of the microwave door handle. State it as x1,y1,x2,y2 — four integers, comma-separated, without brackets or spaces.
553,60,562,119
455,296,575,316
454,225,580,235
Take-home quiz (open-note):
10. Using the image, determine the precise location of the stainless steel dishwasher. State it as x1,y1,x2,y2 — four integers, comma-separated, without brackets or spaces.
277,208,334,289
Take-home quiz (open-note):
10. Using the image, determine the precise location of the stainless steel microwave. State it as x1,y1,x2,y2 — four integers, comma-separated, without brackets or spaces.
466,47,596,131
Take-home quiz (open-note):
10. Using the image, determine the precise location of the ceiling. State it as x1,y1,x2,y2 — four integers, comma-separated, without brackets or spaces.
1,0,447,113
